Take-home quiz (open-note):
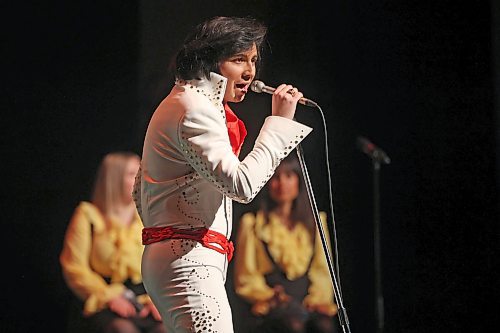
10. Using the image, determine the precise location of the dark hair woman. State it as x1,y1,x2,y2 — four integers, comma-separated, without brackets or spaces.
234,153,339,333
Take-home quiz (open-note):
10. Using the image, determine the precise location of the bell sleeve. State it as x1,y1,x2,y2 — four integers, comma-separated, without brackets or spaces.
179,102,312,204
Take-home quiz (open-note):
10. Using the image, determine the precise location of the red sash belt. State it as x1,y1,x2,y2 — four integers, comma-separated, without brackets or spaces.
142,226,234,262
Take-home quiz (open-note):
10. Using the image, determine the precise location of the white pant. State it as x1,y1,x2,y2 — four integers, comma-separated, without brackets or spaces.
142,239,233,333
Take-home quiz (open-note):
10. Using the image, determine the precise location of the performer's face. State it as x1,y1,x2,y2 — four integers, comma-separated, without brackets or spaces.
219,43,257,103
269,168,300,205
123,157,140,203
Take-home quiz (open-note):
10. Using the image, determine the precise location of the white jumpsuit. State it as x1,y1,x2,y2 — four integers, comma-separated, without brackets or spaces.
134,72,312,332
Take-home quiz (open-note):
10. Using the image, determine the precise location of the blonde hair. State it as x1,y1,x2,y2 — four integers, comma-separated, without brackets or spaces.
91,151,140,217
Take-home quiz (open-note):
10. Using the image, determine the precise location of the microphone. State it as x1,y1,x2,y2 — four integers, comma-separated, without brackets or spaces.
356,136,391,164
250,80,317,107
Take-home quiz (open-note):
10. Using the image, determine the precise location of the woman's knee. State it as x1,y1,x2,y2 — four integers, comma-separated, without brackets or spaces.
103,318,141,333
306,313,337,333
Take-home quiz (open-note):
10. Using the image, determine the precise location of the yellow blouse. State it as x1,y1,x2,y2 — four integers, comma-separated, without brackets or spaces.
60,201,147,315
233,210,337,313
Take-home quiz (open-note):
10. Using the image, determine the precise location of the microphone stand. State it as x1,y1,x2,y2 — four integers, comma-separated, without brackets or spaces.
357,137,390,333
372,159,384,333
296,143,351,333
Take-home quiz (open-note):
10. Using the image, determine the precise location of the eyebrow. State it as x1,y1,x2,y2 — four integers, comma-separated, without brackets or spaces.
231,54,247,59
231,52,258,59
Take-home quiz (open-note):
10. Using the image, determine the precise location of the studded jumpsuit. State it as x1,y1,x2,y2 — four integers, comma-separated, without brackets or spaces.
133,72,312,333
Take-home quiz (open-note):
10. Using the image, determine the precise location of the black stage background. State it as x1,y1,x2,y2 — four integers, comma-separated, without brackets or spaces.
4,1,498,332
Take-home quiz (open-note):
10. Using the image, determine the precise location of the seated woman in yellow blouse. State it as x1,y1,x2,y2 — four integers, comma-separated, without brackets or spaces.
60,152,166,333
233,153,338,333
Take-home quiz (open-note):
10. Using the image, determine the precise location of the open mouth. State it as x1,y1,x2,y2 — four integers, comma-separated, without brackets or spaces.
235,83,248,93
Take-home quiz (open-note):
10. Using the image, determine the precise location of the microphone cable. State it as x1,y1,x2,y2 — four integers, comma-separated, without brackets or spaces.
295,102,351,333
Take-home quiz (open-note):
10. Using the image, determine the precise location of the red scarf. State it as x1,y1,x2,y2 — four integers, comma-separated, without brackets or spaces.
224,103,247,156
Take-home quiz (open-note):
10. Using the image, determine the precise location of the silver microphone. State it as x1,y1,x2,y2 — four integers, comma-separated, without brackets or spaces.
250,80,317,107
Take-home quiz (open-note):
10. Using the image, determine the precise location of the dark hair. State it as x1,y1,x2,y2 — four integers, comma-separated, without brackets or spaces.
174,16,267,80
261,153,316,237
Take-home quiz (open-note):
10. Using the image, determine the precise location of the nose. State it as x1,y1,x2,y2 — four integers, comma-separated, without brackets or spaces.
242,61,255,81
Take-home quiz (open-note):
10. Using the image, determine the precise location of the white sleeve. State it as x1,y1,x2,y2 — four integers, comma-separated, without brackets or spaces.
179,105,312,203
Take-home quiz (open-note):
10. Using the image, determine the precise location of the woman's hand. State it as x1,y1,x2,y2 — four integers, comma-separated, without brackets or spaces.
272,284,291,304
305,303,338,317
251,285,292,316
138,301,163,321
251,300,272,316
108,295,137,318
271,84,304,119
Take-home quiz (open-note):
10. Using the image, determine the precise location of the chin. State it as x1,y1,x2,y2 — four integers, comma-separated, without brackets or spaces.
234,95,246,103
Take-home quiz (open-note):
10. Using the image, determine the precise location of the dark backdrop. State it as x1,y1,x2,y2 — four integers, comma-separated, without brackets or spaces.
4,1,498,332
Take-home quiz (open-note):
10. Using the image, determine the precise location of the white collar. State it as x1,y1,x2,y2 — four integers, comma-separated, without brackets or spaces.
175,72,227,107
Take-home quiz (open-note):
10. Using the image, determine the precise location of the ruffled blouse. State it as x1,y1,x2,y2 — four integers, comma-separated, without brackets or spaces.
256,212,315,280
233,210,337,310
60,201,147,315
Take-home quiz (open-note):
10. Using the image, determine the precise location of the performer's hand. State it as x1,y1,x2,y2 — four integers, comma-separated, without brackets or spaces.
108,295,137,318
271,84,303,119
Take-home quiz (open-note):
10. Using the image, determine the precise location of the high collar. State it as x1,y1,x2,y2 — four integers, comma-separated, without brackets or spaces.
175,72,227,108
